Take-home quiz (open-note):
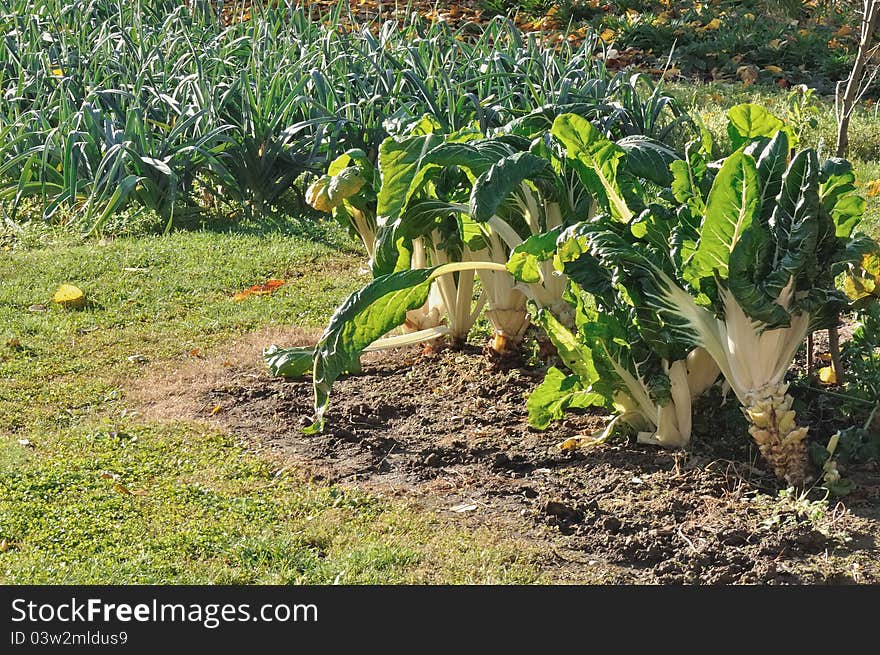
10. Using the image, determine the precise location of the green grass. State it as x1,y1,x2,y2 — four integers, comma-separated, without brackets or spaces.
0,221,542,583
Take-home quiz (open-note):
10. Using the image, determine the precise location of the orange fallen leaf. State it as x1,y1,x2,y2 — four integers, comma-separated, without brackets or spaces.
233,278,286,301
559,437,583,451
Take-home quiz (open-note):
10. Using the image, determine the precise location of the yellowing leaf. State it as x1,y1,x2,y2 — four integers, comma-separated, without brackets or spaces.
835,25,853,37
701,18,722,31
113,482,133,495
768,38,782,49
763,65,783,74
866,179,880,197
818,366,837,385
211,404,224,415
599,28,615,43
559,437,583,451
52,283,85,308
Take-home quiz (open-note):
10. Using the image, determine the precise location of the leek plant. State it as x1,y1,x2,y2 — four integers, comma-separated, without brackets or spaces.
1,0,691,230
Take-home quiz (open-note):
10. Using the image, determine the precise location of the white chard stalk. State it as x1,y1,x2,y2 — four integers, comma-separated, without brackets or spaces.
703,285,813,484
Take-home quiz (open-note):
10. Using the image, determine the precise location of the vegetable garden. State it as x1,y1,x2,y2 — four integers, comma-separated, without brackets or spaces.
2,0,880,584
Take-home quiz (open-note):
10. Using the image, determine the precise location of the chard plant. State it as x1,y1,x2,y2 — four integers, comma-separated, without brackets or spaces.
268,107,686,431
575,107,870,484
520,221,720,449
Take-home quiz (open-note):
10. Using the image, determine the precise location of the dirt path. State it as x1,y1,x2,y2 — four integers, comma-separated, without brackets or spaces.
129,328,880,584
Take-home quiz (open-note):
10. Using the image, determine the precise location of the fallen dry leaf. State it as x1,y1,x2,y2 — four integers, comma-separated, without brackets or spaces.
53,283,86,308
558,437,583,451
737,65,759,87
113,482,133,495
449,503,478,513
233,278,286,301
818,365,837,385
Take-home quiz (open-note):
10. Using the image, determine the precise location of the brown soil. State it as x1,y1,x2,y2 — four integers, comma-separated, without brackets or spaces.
130,333,880,585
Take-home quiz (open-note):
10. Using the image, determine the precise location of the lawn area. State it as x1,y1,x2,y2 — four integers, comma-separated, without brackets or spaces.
0,222,543,583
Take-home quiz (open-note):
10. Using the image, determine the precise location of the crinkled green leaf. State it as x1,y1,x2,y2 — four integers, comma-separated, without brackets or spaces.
617,135,679,187
765,149,820,302
506,229,561,284
264,345,315,378
470,151,550,222
755,131,790,223
726,104,785,149
376,133,444,220
527,366,603,430
534,308,597,382
551,113,634,222
686,151,760,285
308,267,438,433
819,158,865,238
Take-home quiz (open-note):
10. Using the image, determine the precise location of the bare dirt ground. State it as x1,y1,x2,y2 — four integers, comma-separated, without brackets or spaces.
129,327,880,584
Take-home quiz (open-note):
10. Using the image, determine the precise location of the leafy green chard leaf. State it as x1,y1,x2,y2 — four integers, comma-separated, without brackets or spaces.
506,229,561,284
616,135,679,187
527,366,603,430
764,149,820,302
372,199,469,276
554,222,617,307
754,130,790,223
551,113,634,222
264,345,314,378
586,228,709,351
726,104,786,149
685,150,760,286
376,133,444,220
534,308,598,382
819,158,866,238
728,221,789,325
670,140,710,216
630,205,677,256
308,267,438,433
469,151,551,222
308,262,508,433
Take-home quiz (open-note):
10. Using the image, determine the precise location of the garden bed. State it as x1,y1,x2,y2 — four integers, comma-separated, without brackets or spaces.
131,331,880,584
